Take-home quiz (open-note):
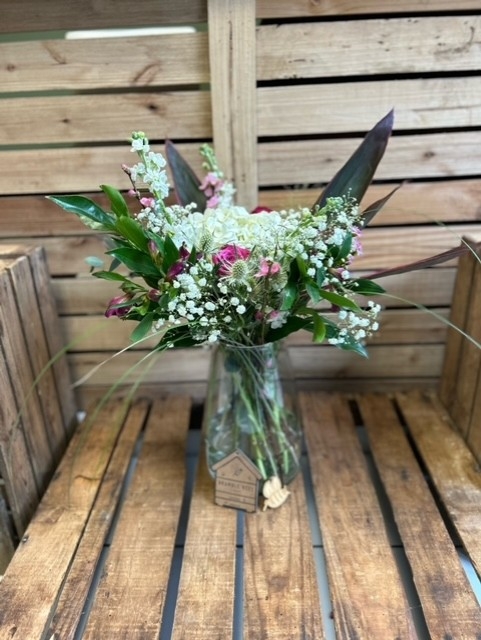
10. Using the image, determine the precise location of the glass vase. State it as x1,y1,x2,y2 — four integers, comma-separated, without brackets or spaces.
202,341,302,485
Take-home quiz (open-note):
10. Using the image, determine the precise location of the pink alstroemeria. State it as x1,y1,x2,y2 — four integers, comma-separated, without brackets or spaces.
105,294,133,318
213,245,251,276
256,258,281,278
140,196,156,208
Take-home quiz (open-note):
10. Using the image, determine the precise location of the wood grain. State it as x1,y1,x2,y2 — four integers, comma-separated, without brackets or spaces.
0,259,53,495
257,0,481,18
244,473,324,639
48,399,150,640
257,16,481,80
0,32,209,92
358,393,481,638
258,77,481,136
300,392,415,639
0,91,211,145
208,0,258,209
172,456,237,639
0,398,132,640
0,0,207,33
84,396,190,639
396,390,481,577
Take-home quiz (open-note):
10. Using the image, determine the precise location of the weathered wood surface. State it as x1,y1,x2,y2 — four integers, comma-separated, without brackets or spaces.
2,390,480,638
301,391,415,639
397,390,481,579
244,473,324,639
172,457,238,639
358,393,481,638
0,397,145,640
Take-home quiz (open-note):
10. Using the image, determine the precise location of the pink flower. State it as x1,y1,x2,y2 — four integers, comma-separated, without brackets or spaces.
199,172,222,198
256,259,281,278
213,245,251,276
251,206,273,214
140,196,156,208
105,294,133,318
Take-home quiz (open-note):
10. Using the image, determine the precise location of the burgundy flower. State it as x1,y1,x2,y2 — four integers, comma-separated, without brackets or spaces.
105,294,133,318
251,206,273,214
213,245,251,276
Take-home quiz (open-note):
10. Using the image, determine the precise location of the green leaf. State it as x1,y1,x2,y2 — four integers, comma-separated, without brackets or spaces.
280,282,298,311
155,325,199,350
47,195,115,230
337,232,354,262
348,279,386,296
315,110,394,208
316,267,326,288
265,316,312,342
165,140,207,210
101,184,130,217
338,337,369,358
305,280,321,304
92,270,132,283
130,313,153,343
107,247,161,277
163,234,180,271
114,216,149,252
312,314,326,344
318,289,360,311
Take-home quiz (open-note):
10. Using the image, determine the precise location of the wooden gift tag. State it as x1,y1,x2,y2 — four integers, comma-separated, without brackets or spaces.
212,450,262,512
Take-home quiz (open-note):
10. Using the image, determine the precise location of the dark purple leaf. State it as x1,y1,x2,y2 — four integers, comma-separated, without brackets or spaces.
165,139,207,211
315,109,394,209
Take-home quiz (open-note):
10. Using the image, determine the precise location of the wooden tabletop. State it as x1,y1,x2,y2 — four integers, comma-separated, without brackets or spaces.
0,391,480,639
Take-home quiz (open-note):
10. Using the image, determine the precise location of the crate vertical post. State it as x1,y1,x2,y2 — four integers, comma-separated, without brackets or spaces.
207,0,258,210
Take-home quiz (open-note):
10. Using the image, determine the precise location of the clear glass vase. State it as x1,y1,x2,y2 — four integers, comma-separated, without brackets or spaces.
202,341,302,485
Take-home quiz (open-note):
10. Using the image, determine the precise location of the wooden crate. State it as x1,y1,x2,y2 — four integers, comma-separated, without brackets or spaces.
1,0,481,405
0,246,76,571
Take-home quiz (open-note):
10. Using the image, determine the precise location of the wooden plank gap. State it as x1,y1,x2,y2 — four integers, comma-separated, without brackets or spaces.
358,392,481,638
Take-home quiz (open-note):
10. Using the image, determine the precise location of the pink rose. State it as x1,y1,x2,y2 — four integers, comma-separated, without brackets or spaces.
213,245,251,276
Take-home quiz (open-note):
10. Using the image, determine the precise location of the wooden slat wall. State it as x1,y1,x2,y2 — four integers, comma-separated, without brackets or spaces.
1,0,481,407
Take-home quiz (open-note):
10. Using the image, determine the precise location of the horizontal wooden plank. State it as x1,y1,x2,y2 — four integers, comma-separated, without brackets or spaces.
1,180,480,239
3,131,481,195
50,267,456,316
0,92,211,145
257,16,481,80
0,32,208,92
60,308,449,353
66,343,444,389
0,0,207,33
258,77,481,136
257,0,481,18
3,224,476,276
258,180,481,227
258,131,481,186
3,75,481,146
1,0,479,34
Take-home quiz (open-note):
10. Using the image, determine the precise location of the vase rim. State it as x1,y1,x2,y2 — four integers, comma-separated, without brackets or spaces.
217,339,280,351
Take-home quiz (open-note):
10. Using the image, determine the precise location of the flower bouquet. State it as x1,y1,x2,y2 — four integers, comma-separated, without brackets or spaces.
49,110,461,501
